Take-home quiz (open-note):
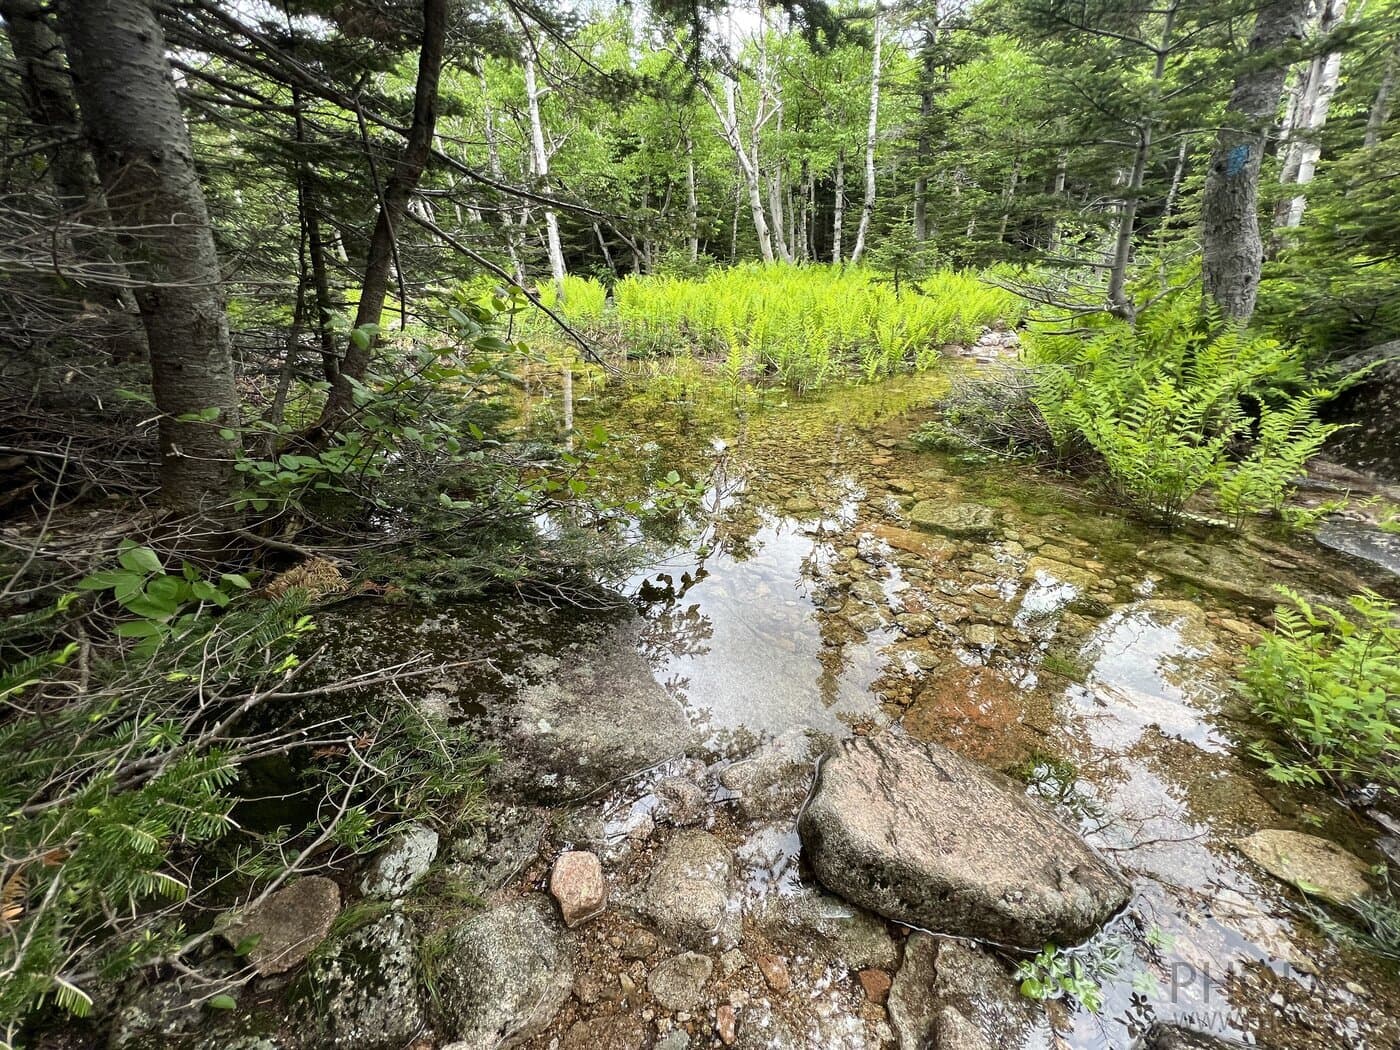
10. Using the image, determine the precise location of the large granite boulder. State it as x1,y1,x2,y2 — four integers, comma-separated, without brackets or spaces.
797,731,1129,949
1323,340,1400,483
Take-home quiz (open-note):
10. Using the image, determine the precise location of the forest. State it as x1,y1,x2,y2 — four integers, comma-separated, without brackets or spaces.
1,0,1399,1047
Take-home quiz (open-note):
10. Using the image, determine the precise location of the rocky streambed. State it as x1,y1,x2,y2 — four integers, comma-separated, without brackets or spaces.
112,368,1400,1050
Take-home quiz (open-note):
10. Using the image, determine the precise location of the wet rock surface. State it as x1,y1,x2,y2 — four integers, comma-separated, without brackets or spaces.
1235,829,1373,905
295,911,425,1049
220,876,340,976
432,896,574,1047
632,829,738,948
799,730,1129,948
496,615,698,803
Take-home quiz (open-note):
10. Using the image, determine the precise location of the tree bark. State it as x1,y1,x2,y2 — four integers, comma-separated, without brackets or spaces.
1201,0,1306,322
480,69,525,282
849,8,882,265
4,0,146,362
1365,36,1400,147
913,26,937,243
59,0,239,510
833,148,845,263
331,0,447,409
522,40,567,298
700,74,775,262
1277,0,1348,227
1163,137,1188,217
684,132,699,263
1106,2,1177,314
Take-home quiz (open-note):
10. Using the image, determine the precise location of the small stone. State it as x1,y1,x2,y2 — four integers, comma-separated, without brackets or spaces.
655,776,709,826
720,948,748,976
716,1004,738,1045
220,876,339,976
550,850,607,927
909,501,997,539
648,951,715,1011
359,822,438,898
755,954,790,993
962,623,997,649
655,1032,692,1050
618,926,659,959
857,968,891,1004
573,972,607,1004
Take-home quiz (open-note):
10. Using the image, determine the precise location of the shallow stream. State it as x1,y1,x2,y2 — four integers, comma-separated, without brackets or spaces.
340,363,1400,1048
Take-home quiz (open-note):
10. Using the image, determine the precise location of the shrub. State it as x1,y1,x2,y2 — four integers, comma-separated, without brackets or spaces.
1243,587,1400,794
1027,293,1343,525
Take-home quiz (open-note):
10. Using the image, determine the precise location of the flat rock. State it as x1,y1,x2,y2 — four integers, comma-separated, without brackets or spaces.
888,934,1051,1050
221,876,340,976
499,615,698,802
1316,517,1400,579
1137,541,1275,603
296,911,425,1049
647,951,714,1010
634,830,738,948
359,822,438,898
1021,556,1098,593
747,882,896,970
909,501,997,539
1235,829,1371,905
432,896,573,1047
797,731,1129,949
550,850,607,927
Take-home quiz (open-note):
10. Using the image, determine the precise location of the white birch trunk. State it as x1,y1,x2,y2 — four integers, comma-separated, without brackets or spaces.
849,8,882,264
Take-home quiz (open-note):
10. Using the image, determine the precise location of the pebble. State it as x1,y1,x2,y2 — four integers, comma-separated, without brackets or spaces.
858,968,892,1004
716,1004,738,1045
756,953,791,993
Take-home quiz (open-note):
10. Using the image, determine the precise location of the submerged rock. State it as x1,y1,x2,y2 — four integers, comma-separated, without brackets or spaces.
887,934,1051,1050
432,896,573,1048
296,911,425,1049
797,731,1129,949
909,501,997,539
748,882,897,970
718,727,821,820
1136,541,1276,603
1235,829,1372,905
497,615,697,803
220,876,340,976
359,822,438,898
634,830,739,948
1140,1023,1253,1049
1316,517,1400,579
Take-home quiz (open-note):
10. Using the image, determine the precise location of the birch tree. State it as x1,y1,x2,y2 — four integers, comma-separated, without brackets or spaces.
1277,0,1350,228
849,7,883,264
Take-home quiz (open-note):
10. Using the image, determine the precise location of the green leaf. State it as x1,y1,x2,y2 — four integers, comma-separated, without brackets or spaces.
220,573,252,590
118,545,163,575
207,994,237,1011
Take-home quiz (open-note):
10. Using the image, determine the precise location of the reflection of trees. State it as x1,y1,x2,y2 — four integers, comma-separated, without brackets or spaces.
635,567,716,666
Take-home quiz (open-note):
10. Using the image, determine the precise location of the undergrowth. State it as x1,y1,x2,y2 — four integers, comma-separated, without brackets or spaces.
529,263,1024,391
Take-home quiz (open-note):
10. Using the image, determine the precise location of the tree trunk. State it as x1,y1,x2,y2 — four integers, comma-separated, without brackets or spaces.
913,28,936,243
481,70,525,282
60,0,240,510
797,158,811,262
849,9,882,265
768,170,791,261
1365,36,1400,147
1046,149,1068,251
522,42,567,299
701,75,775,262
833,149,845,263
1277,0,1348,227
996,157,1021,243
331,0,447,411
1163,137,1188,217
4,0,146,362
1106,3,1177,314
684,133,699,263
1201,0,1306,321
